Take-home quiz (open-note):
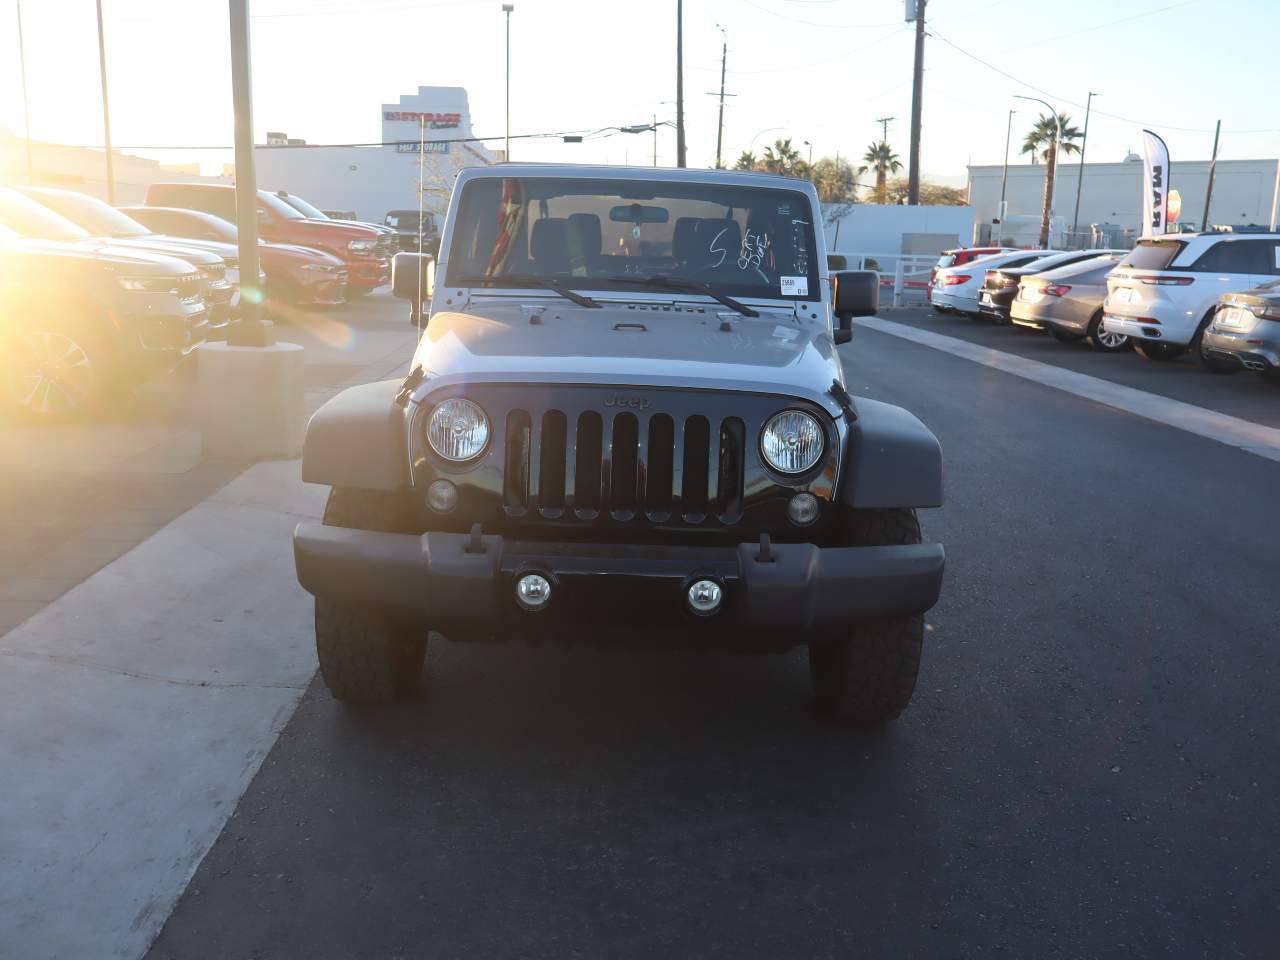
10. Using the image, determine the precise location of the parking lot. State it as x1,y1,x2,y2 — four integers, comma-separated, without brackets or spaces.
50,305,1263,959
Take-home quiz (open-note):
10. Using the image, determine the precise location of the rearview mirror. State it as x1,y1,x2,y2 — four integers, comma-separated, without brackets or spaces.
609,203,669,225
831,270,879,344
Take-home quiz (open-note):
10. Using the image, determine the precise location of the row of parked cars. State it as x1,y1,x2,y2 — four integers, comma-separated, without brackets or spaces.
0,183,399,421
929,232,1280,380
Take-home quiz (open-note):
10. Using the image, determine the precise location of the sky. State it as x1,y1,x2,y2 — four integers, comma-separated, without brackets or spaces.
2,0,1278,180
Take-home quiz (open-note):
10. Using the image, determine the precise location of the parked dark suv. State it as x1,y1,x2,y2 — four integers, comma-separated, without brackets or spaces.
383,209,440,257
18,187,237,338
0,191,207,420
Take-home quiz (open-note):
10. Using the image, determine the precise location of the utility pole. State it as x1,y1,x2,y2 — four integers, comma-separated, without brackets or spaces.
713,26,727,169
15,0,34,184
906,0,926,204
1201,119,1221,232
95,0,115,203
676,0,686,168
228,0,271,345
874,116,894,143
503,4,513,161
1071,91,1098,241
997,109,1014,245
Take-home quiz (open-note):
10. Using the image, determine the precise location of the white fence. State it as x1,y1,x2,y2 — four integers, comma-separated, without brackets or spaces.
831,252,936,307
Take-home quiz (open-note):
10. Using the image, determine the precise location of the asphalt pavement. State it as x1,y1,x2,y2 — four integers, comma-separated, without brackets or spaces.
141,307,1280,959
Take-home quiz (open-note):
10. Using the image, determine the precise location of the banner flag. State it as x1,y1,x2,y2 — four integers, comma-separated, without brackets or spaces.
1141,130,1171,237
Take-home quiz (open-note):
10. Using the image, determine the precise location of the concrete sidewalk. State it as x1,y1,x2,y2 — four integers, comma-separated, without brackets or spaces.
0,460,325,959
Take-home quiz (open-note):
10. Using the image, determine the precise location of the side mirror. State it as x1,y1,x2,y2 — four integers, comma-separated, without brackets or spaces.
392,251,435,303
831,270,879,344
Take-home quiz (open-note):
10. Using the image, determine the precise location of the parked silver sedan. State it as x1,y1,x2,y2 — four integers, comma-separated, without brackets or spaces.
1199,283,1280,379
1009,254,1128,352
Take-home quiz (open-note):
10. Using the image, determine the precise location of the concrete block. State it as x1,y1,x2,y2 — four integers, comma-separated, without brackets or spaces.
197,342,305,460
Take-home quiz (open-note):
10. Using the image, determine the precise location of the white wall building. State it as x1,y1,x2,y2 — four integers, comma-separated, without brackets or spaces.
822,202,976,261
253,86,497,222
967,156,1280,245
0,124,222,204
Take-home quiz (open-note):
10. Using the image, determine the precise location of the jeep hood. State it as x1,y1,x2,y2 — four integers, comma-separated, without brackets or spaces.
411,299,844,416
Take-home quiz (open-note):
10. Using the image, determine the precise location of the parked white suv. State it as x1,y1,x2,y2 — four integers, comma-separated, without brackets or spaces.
930,249,1060,316
1102,233,1280,361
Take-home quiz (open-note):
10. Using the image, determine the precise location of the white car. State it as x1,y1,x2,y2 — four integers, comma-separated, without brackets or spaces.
930,249,1061,316
1102,233,1280,361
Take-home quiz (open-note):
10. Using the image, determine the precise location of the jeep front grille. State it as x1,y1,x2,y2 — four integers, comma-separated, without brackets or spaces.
503,408,746,524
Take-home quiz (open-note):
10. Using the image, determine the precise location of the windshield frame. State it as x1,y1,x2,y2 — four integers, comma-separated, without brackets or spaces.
258,191,305,221
441,174,823,306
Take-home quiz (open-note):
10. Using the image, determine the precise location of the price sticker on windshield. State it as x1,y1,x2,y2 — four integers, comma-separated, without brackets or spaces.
780,276,808,297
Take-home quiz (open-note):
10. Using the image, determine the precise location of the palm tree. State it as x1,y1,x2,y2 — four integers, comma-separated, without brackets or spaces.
733,150,758,171
761,138,807,177
859,141,901,204
1020,113,1083,247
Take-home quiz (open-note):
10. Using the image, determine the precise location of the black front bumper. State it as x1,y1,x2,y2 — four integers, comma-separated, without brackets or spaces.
294,525,945,646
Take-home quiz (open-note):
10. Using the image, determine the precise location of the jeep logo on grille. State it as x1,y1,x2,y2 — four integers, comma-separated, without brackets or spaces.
604,394,650,410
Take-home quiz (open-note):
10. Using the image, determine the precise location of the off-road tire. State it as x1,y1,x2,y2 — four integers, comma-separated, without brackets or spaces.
808,508,925,728
1133,339,1186,362
314,487,427,706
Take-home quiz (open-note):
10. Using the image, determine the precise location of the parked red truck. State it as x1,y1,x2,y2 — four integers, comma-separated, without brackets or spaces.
145,183,389,295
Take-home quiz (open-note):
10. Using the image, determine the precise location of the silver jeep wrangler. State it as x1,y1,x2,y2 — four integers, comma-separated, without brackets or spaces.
293,164,944,727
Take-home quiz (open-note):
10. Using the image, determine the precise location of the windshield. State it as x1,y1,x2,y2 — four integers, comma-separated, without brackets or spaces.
279,193,328,219
26,189,150,237
0,189,92,241
445,176,820,302
258,191,304,220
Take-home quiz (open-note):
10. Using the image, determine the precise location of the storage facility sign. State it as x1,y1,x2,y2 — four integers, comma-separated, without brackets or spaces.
396,141,451,154
384,111,462,129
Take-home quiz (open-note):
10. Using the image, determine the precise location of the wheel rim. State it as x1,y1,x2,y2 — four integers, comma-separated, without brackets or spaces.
8,331,94,416
1097,329,1127,349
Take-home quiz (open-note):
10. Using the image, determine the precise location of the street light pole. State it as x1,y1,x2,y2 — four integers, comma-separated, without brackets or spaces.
15,0,34,184
1015,94,1061,249
1071,91,1098,241
228,0,271,345
94,0,115,204
675,0,686,168
503,4,513,161
804,140,813,166
997,109,1014,245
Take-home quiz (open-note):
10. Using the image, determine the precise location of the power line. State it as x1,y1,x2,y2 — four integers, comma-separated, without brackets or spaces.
726,25,908,74
25,127,635,152
927,29,1280,136
733,0,898,29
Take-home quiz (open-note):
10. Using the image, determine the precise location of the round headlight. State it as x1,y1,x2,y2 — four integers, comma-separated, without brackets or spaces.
760,410,824,475
426,398,489,462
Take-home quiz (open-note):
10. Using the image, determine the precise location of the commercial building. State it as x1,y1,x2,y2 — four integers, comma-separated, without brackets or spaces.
0,124,220,204
253,86,497,222
967,155,1280,247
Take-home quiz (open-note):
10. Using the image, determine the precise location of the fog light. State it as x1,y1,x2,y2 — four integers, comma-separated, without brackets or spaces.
787,492,820,525
687,579,723,616
426,479,458,512
515,573,551,611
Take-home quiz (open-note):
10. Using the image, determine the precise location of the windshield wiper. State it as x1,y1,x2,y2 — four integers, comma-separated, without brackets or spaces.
604,275,759,317
456,273,600,309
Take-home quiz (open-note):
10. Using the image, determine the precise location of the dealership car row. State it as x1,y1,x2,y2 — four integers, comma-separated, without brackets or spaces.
929,233,1280,380
0,182,428,420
